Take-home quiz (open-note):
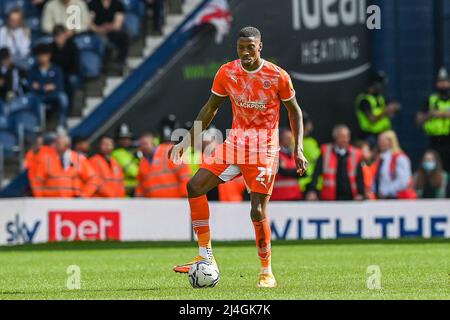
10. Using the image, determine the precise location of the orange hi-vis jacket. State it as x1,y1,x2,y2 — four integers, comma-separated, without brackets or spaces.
24,149,38,170
29,145,56,195
361,163,376,200
31,149,101,198
136,143,191,198
320,144,363,201
89,154,126,198
271,150,303,201
218,176,246,202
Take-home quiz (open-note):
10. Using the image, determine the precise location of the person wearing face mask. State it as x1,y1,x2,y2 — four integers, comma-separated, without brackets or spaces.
414,150,448,199
417,67,450,172
305,125,365,201
355,71,401,148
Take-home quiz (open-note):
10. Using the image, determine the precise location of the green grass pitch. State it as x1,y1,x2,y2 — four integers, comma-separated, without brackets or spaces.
0,239,449,300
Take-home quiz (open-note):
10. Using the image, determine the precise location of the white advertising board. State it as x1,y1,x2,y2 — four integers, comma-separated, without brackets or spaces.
0,199,449,245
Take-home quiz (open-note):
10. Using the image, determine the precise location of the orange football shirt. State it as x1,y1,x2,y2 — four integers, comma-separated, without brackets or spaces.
211,59,296,154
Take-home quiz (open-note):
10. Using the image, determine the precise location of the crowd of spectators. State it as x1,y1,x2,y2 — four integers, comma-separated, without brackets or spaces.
0,0,167,130
24,86,450,201
22,66,450,201
272,68,450,201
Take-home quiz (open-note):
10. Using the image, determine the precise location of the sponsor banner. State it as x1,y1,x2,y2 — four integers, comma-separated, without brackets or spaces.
0,199,449,245
210,201,450,240
48,211,121,242
0,199,191,245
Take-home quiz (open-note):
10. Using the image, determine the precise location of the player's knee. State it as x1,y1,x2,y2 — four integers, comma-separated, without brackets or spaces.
250,206,265,222
187,179,203,197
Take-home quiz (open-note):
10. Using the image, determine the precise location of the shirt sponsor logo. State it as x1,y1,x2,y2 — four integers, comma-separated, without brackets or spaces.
49,211,121,242
234,96,267,110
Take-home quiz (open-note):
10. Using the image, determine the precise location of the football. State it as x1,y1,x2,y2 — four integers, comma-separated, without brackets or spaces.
188,260,220,288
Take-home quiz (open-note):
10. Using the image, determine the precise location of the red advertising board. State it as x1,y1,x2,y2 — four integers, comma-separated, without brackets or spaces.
49,211,121,241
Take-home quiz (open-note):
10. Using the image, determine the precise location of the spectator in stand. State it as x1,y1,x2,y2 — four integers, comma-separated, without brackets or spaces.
30,132,100,197
29,43,69,129
355,140,376,200
88,0,130,66
51,25,81,110
414,150,448,199
355,71,400,148
299,112,320,193
135,132,156,197
0,47,27,101
372,130,417,200
271,128,303,201
0,8,31,69
136,115,191,198
28,132,57,196
142,0,165,35
72,136,91,156
89,135,125,198
112,123,139,196
24,134,44,170
416,67,450,171
42,0,91,34
306,124,365,201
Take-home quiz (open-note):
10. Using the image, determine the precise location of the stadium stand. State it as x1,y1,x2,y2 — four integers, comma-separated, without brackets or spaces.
0,0,448,202
0,0,203,188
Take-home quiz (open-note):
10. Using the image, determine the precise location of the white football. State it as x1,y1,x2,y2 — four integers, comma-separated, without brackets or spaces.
188,260,220,288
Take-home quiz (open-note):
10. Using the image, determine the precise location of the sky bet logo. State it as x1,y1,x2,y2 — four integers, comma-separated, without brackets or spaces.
6,214,41,244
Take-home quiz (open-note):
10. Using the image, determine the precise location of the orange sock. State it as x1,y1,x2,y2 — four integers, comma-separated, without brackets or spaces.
189,195,212,259
253,219,272,273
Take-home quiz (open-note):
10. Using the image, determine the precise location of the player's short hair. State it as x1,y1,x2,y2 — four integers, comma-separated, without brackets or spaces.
238,26,261,40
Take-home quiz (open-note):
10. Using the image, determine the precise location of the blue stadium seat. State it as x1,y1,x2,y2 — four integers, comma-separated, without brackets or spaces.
73,34,106,57
8,95,32,113
73,34,106,78
2,0,26,16
0,116,19,157
121,0,143,16
31,34,53,47
9,109,40,137
26,16,41,34
79,51,103,78
0,100,6,116
24,0,40,18
125,13,141,39
8,95,42,137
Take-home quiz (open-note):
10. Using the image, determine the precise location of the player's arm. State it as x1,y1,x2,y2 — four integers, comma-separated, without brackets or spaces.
283,97,308,176
169,94,226,162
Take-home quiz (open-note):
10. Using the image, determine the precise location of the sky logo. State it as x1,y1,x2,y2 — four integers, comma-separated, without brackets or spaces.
6,214,41,244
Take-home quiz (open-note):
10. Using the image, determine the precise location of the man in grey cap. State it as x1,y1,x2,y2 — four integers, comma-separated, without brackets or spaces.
417,67,450,171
